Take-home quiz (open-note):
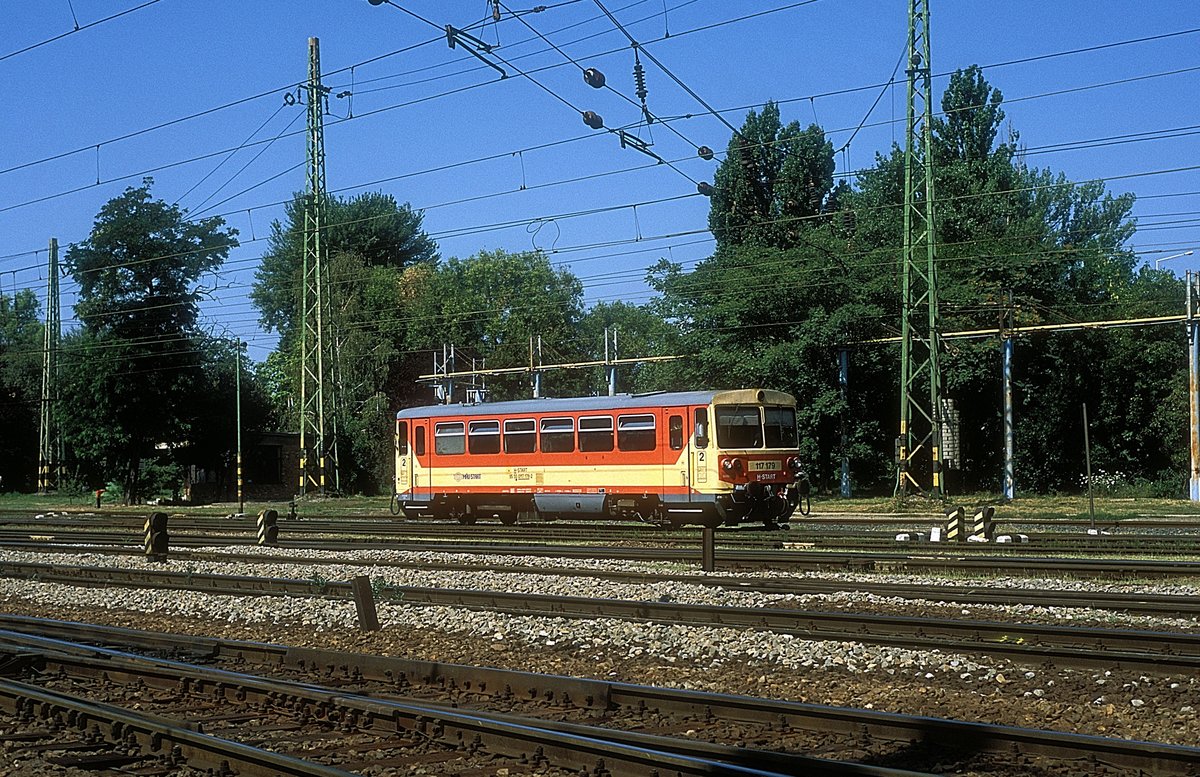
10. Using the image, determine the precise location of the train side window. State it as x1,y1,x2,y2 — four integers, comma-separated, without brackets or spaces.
578,415,614,452
540,417,575,453
504,419,536,453
468,420,501,455
414,425,426,456
668,415,683,450
434,422,466,456
396,421,409,455
693,408,709,449
618,414,656,451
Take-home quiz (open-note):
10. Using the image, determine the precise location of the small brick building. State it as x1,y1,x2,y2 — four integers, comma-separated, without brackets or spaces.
184,432,300,503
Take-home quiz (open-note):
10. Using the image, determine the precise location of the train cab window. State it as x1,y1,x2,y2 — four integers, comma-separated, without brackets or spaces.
540,417,575,453
693,408,709,449
503,419,536,454
578,415,614,452
764,407,798,448
468,420,501,455
716,405,763,449
618,414,657,451
669,415,684,450
396,421,409,455
414,425,426,456
434,422,466,455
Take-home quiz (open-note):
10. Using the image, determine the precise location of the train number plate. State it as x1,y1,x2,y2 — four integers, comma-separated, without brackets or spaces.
750,460,780,471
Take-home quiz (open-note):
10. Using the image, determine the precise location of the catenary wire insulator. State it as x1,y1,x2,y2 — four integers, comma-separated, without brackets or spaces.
632,48,652,124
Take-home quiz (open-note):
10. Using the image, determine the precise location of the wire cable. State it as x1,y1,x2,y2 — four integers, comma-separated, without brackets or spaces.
0,0,164,64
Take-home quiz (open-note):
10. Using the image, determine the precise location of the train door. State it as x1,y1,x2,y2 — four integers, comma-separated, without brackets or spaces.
413,420,432,498
395,420,412,495
668,410,688,494
689,406,709,488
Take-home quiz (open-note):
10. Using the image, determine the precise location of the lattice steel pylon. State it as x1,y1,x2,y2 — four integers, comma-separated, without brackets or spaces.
298,36,340,495
895,0,945,499
37,237,62,493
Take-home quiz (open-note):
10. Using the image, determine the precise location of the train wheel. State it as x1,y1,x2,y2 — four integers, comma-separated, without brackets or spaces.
499,513,518,526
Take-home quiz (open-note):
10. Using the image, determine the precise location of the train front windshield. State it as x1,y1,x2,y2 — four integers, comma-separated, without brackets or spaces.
715,404,798,449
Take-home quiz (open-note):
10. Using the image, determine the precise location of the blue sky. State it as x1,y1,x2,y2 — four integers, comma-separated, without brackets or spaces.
2,1,1197,362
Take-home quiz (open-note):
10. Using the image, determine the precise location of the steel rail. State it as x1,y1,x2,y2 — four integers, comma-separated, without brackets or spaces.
11,509,1200,533
7,616,1200,776
5,507,1200,527
6,536,1200,578
0,678,359,777
0,629,916,777
1,561,1198,672
9,543,1200,616
9,526,1200,563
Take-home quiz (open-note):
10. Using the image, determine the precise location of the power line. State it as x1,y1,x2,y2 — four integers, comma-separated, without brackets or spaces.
0,0,165,64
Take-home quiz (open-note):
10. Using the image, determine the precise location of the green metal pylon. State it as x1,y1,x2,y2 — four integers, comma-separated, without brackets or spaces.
38,237,61,493
298,36,340,496
896,0,945,499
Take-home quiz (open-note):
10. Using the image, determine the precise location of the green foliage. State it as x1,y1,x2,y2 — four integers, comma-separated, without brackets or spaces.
251,191,438,494
61,178,239,502
402,249,585,400
0,290,43,491
252,191,437,338
708,101,837,249
655,67,1178,496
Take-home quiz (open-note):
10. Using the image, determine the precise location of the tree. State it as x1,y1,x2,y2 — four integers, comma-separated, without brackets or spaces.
0,290,43,491
708,101,836,249
62,178,238,502
849,67,1163,493
656,67,1169,495
250,192,438,493
577,300,683,394
252,191,437,339
402,249,585,401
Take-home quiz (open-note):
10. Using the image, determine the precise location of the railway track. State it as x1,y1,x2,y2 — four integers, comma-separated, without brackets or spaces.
4,543,1200,617
0,627,849,776
8,511,1200,556
4,616,1200,776
1,560,1197,673
5,534,1200,579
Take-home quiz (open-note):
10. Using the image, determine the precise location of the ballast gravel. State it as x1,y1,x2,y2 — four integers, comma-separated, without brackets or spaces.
0,545,1198,750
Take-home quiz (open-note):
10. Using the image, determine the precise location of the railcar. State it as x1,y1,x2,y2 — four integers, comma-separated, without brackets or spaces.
393,388,801,528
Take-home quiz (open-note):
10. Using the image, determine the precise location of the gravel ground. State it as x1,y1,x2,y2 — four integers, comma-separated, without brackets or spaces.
0,545,1197,752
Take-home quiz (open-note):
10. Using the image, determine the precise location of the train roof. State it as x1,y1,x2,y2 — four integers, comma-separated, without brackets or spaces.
395,389,795,420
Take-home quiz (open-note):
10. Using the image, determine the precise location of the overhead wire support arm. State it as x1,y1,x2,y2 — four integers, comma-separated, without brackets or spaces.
446,25,508,78
617,130,664,163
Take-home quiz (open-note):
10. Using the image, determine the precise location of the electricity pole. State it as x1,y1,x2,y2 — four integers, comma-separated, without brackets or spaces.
895,0,945,499
298,37,340,496
38,237,61,494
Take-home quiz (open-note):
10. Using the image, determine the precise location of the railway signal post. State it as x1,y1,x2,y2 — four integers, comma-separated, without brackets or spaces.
144,512,169,561
257,509,279,547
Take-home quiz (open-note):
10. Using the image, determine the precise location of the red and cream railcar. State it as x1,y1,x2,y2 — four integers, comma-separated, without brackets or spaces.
393,388,801,528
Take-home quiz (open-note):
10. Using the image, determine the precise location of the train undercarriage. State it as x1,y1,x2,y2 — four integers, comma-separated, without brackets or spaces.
394,483,800,529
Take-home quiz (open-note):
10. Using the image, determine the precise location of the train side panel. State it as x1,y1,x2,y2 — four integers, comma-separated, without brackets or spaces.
394,390,799,527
